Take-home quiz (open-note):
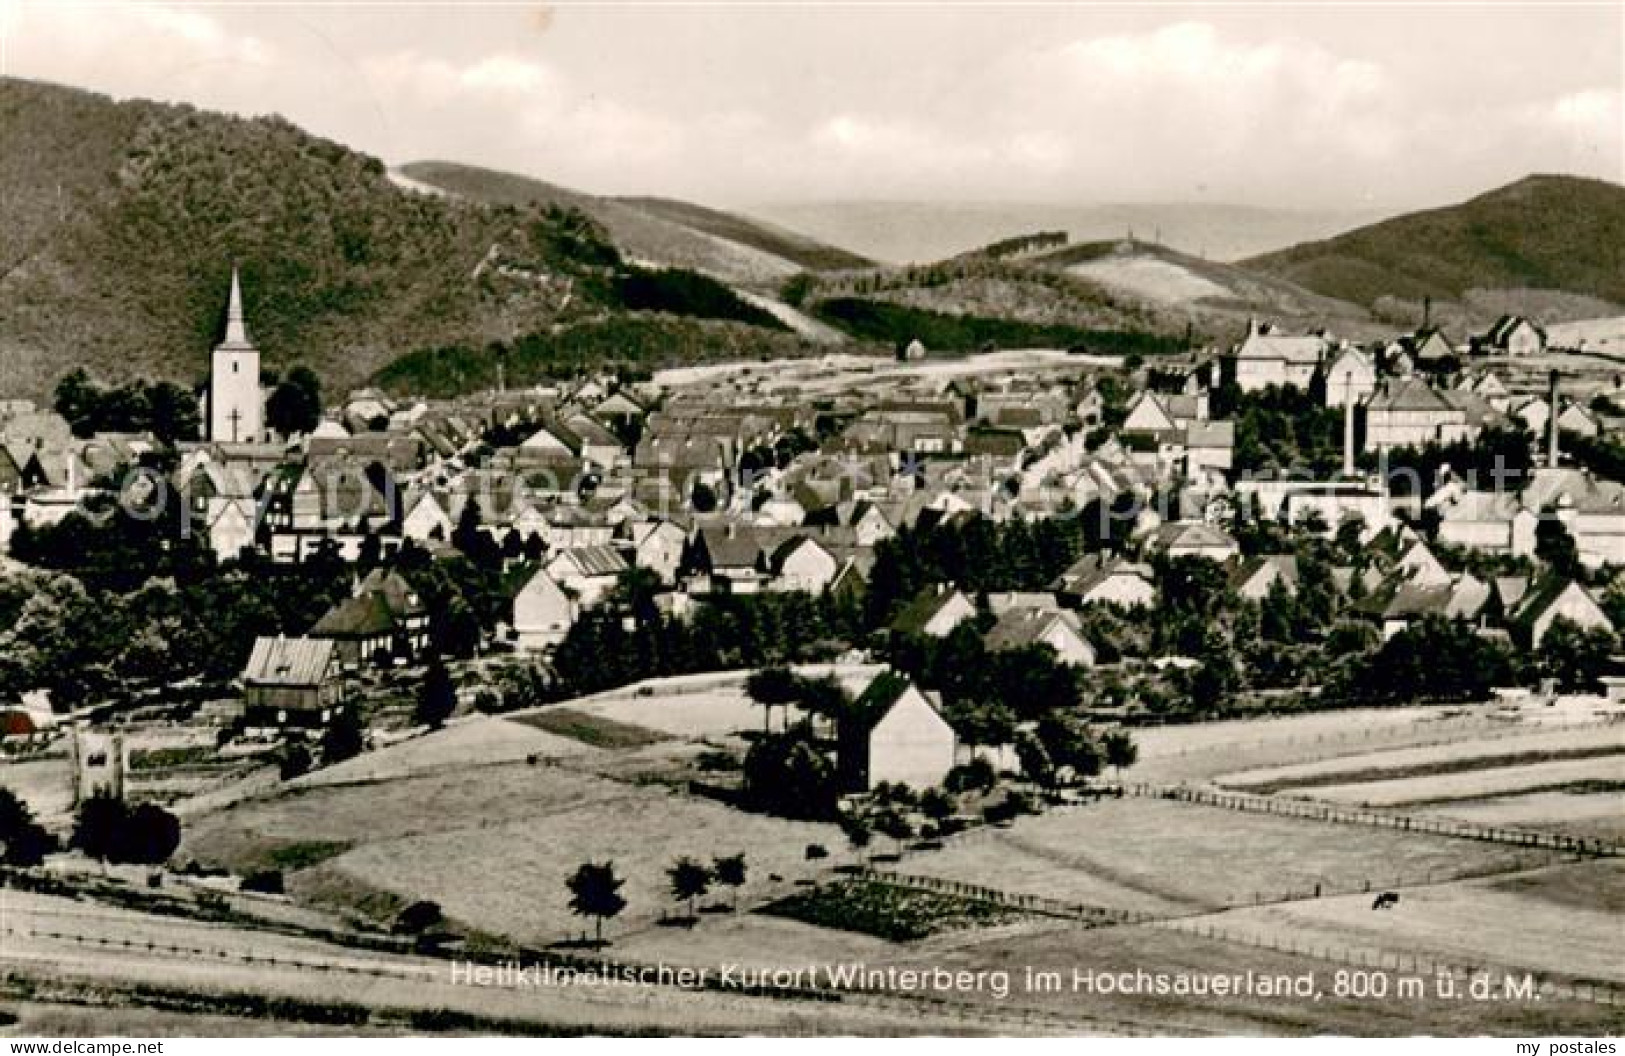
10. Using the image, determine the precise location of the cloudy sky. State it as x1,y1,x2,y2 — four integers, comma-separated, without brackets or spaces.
2,1,1620,211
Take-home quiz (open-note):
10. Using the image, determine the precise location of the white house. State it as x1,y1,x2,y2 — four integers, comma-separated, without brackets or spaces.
890,586,977,638
1146,521,1241,563
1232,321,1327,392
839,673,957,791
770,535,840,593
629,520,688,585
1322,348,1377,409
1512,577,1612,648
545,545,628,609
983,608,1095,667
513,569,576,651
1051,554,1157,608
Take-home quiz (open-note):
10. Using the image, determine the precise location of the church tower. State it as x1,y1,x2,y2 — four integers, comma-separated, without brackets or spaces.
208,267,264,443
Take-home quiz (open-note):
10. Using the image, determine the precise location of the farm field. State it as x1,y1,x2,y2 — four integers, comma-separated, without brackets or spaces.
187,756,844,942
182,760,631,877
0,755,74,822
1132,701,1617,784
1414,788,1625,843
895,798,1541,915
568,664,883,742
295,716,591,788
901,919,1623,1036
0,891,972,1036
1304,756,1625,808
321,782,842,943
1215,724,1624,793
1195,859,1625,987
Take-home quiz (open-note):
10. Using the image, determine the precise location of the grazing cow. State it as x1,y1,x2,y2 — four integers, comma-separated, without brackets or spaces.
1371,891,1400,910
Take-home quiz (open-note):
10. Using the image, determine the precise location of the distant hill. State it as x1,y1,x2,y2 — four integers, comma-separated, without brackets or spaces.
1244,175,1625,327
0,78,630,399
1032,239,1376,331
0,78,820,401
749,200,1390,266
399,161,870,283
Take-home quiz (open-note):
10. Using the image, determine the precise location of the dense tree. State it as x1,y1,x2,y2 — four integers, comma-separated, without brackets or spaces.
1102,730,1139,780
54,370,201,443
1538,618,1616,691
416,659,457,729
0,787,57,867
265,365,323,437
1343,616,1514,704
712,853,747,910
321,707,365,764
72,795,180,865
1535,517,1584,581
565,861,628,945
742,729,840,820
745,667,802,733
667,857,712,920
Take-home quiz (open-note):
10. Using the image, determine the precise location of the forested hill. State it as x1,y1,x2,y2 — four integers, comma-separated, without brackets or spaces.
1243,175,1625,321
0,78,662,399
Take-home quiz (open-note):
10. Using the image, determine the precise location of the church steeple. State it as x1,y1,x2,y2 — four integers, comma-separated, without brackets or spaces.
222,265,250,347
208,266,263,443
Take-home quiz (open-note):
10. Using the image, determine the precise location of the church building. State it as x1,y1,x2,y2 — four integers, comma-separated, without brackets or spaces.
207,268,264,443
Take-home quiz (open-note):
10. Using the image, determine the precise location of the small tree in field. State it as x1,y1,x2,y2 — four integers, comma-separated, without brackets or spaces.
873,809,914,855
745,667,801,732
416,658,457,729
1102,730,1139,780
667,857,712,920
566,861,627,945
841,813,872,864
712,853,747,910
919,787,956,830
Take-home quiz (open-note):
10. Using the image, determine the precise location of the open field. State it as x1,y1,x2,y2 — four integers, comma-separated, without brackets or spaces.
1304,756,1625,808
510,708,670,750
294,717,592,788
1068,257,1229,304
1196,860,1625,987
0,891,984,1036
182,761,631,877
1216,724,1625,793
564,664,882,742
899,919,1623,1036
0,755,74,823
896,798,1540,916
1131,701,1618,784
1414,788,1625,843
184,758,843,943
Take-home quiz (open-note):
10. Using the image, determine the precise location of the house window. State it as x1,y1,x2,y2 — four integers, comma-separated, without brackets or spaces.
233,362,239,374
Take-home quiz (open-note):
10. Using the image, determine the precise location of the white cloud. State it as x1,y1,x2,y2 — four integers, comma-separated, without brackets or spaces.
1,4,1618,206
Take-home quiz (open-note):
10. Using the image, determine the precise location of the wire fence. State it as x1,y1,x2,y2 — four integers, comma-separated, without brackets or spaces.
1123,782,1623,857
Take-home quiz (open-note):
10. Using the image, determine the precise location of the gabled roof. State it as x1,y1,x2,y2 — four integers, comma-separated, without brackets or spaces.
1149,521,1239,553
243,636,336,688
1368,376,1453,414
551,544,629,578
354,569,425,617
845,670,937,735
983,607,1083,653
1510,575,1602,628
1185,421,1234,448
1051,553,1154,595
1229,554,1299,592
311,592,398,638
890,586,971,635
1235,326,1326,364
